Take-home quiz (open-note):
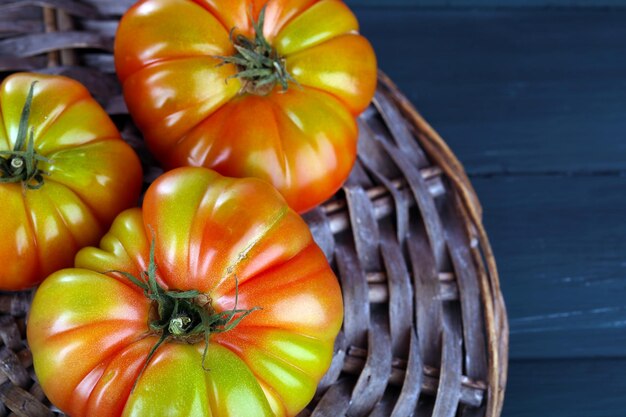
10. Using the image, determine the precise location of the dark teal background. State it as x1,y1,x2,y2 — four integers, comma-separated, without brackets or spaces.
347,4,626,417
346,0,626,6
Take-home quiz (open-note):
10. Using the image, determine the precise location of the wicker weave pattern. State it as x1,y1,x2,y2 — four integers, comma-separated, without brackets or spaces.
0,2,508,416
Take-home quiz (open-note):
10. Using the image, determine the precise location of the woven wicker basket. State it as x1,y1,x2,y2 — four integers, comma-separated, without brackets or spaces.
0,1,508,416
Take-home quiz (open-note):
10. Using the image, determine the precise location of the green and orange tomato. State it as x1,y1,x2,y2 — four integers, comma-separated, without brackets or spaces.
115,0,377,213
0,73,142,290
28,167,343,417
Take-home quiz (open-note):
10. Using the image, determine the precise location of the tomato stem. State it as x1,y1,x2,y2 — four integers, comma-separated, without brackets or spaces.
215,5,300,96
112,230,260,391
0,81,52,190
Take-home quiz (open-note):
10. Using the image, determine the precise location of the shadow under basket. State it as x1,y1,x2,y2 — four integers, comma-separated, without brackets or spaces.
0,2,508,416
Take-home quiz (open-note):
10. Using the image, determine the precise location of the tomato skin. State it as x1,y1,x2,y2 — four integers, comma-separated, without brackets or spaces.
0,73,142,290
115,0,377,213
27,167,343,417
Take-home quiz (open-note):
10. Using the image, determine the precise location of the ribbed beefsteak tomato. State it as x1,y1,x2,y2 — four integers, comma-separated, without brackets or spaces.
0,73,142,290
28,167,343,417
115,0,377,213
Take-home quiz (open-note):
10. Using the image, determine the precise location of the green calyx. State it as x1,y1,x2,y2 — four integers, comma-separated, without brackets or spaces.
216,5,299,96
0,81,51,190
114,231,260,390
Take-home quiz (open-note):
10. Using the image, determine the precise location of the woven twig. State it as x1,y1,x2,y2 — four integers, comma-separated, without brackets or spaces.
0,3,508,417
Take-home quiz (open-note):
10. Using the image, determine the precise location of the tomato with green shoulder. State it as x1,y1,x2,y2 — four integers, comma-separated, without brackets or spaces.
27,167,344,417
0,73,142,290
115,0,377,213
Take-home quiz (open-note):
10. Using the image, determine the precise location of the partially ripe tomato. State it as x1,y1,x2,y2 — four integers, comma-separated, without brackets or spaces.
28,167,343,417
115,0,377,213
0,73,142,290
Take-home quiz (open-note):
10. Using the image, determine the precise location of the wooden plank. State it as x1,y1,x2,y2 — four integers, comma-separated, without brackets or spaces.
472,175,626,359
347,0,626,6
506,358,626,417
354,9,626,174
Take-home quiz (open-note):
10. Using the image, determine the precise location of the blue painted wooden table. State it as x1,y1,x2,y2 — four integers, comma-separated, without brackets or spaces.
346,3,626,416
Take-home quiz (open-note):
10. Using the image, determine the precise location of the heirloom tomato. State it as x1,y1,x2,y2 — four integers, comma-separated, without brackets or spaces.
115,0,377,213
28,167,343,417
0,73,142,290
